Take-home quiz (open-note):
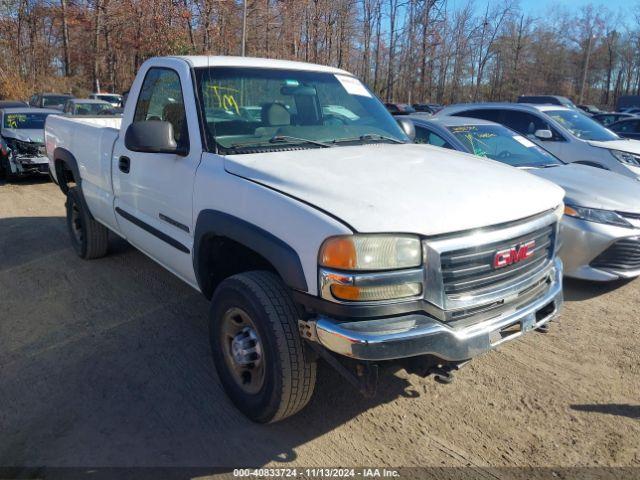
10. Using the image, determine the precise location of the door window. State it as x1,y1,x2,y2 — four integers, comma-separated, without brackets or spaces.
611,120,640,133
415,126,453,149
598,115,615,126
501,110,544,135
134,68,189,148
453,109,501,123
502,110,564,141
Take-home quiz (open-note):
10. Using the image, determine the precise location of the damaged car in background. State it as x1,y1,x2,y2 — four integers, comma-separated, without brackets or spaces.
0,108,59,180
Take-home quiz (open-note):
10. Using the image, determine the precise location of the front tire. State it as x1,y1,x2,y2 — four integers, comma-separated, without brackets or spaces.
209,271,317,423
0,156,13,181
66,187,109,259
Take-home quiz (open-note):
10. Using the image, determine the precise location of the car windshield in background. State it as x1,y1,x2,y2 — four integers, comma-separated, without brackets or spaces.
43,96,71,107
97,95,121,104
3,113,50,129
74,103,113,115
194,67,407,152
546,109,619,141
448,124,563,168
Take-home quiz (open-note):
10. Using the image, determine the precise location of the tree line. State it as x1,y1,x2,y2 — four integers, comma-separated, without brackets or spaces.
0,0,639,108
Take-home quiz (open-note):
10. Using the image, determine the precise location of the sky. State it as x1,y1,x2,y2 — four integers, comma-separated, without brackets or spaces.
518,0,636,14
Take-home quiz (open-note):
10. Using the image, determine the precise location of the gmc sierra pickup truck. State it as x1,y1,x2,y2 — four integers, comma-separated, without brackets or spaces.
46,56,565,423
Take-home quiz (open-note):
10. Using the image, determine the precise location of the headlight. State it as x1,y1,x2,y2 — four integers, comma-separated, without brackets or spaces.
319,234,422,271
610,149,640,166
319,234,423,302
564,204,632,228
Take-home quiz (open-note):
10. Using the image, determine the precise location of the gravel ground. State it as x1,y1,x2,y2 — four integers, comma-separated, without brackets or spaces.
0,179,638,475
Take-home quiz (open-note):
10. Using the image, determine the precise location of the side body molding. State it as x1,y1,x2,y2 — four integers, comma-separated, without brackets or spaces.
193,209,309,297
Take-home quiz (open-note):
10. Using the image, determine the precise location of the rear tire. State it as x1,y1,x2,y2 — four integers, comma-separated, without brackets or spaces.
209,271,317,423
66,186,109,259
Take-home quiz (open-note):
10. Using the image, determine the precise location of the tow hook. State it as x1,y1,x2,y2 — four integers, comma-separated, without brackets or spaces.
432,366,456,384
536,323,550,333
404,357,470,384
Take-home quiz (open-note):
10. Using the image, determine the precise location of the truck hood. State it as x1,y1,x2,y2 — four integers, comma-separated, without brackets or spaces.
528,164,640,213
588,138,640,155
224,144,564,236
1,128,44,144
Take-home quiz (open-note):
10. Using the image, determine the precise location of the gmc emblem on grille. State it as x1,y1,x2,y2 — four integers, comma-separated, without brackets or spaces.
493,240,536,269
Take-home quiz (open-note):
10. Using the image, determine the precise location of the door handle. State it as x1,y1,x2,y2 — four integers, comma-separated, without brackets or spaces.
119,156,130,174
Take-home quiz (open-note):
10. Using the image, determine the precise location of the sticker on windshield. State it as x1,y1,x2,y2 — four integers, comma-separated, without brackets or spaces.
335,75,372,97
513,135,536,148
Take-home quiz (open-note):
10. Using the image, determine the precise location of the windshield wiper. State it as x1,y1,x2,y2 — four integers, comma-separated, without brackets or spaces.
269,135,333,148
333,133,405,145
519,163,560,169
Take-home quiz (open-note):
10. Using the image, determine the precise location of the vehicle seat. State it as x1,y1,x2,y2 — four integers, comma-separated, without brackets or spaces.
163,103,187,144
254,103,290,137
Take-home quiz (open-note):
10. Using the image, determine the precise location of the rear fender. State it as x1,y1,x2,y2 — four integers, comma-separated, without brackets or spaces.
53,147,95,218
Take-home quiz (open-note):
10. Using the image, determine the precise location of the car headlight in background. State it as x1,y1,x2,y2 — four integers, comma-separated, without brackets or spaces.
319,234,423,302
610,149,640,167
564,204,633,228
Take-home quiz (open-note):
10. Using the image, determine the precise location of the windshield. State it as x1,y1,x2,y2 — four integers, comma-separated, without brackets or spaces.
73,103,113,115
3,112,51,129
448,124,563,168
546,109,619,141
195,67,407,153
43,96,71,107
397,104,416,113
96,95,121,104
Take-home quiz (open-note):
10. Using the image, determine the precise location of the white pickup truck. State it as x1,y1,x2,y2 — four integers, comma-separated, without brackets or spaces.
46,56,565,423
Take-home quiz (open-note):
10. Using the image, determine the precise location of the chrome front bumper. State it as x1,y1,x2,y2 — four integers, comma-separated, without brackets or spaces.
311,257,563,361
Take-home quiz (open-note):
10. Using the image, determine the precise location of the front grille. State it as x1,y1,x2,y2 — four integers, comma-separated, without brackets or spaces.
9,139,44,156
441,224,554,295
590,237,640,271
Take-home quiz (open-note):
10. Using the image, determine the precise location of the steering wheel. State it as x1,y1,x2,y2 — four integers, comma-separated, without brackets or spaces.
497,150,512,159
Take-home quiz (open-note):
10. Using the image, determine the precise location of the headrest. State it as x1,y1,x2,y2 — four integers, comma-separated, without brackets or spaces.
261,103,290,126
163,103,184,123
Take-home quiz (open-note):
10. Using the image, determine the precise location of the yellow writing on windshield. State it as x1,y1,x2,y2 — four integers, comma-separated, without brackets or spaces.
208,86,240,115
5,114,26,129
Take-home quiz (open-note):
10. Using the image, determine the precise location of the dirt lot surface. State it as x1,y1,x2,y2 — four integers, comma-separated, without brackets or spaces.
1,180,639,474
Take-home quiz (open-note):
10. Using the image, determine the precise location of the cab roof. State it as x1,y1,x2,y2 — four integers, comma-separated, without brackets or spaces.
173,56,352,76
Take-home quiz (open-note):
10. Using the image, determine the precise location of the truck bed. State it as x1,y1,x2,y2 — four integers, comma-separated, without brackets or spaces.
45,114,122,231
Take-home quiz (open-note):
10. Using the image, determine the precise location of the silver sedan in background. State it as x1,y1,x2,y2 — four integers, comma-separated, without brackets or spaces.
408,115,640,281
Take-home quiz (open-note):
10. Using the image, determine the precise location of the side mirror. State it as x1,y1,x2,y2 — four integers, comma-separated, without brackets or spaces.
396,117,416,141
534,129,553,140
124,121,187,155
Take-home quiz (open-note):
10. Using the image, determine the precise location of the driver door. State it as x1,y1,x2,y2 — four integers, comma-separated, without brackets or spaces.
112,62,203,287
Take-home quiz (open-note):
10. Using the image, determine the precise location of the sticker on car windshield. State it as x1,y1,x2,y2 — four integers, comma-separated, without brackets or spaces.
335,75,372,97
450,125,478,132
513,135,536,148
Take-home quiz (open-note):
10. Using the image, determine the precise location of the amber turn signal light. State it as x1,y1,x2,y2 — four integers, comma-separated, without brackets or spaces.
319,237,357,270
